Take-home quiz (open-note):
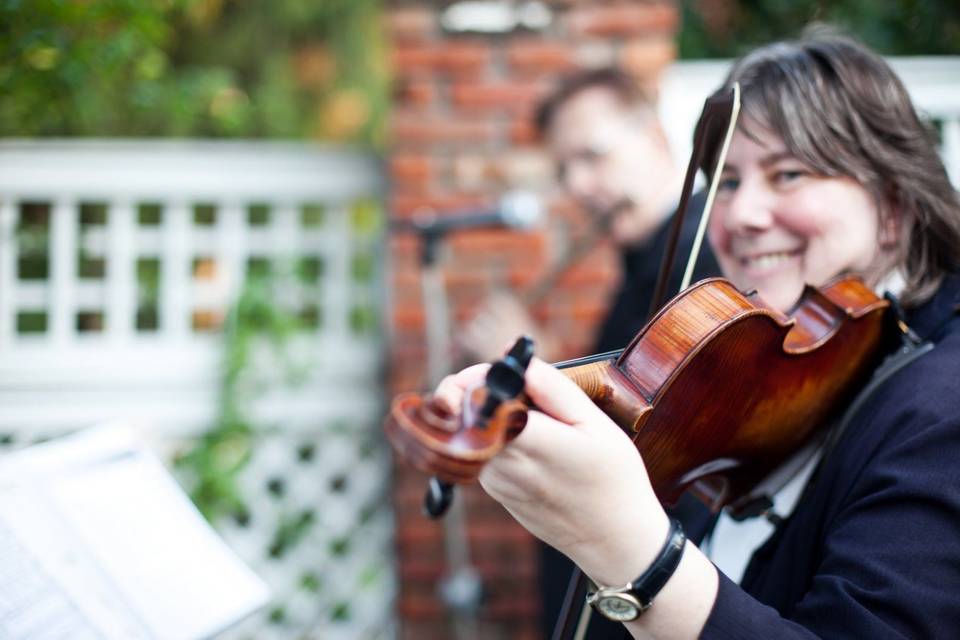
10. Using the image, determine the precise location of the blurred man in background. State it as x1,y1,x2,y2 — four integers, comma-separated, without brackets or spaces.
461,66,718,360
460,67,720,638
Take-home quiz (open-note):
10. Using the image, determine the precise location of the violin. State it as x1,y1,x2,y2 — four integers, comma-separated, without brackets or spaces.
386,274,893,511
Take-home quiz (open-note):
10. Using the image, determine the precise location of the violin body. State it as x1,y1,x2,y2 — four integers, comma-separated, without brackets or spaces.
386,276,893,511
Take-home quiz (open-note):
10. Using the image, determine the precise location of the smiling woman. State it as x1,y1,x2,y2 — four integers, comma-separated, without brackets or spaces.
421,26,960,640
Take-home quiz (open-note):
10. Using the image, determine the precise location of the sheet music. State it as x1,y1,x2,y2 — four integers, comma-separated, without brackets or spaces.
0,516,103,640
0,424,270,640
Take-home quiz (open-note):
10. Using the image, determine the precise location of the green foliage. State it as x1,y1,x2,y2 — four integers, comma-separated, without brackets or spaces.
679,0,960,58
172,197,383,522
268,509,316,559
0,0,388,144
175,267,311,521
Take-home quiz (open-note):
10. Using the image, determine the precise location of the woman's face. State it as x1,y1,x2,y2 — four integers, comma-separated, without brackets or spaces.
708,124,889,312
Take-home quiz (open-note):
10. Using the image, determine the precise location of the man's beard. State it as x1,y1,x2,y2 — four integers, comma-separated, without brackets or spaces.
589,196,635,233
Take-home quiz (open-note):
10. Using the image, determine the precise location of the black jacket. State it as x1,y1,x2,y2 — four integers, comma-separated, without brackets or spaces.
703,273,960,638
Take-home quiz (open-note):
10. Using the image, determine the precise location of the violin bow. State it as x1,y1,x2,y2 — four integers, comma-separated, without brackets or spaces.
649,82,741,315
552,82,742,640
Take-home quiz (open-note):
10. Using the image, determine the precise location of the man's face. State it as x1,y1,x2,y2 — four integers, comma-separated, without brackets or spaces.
546,87,665,245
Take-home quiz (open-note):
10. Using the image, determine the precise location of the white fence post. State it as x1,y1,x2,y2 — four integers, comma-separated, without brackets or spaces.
107,199,136,341
215,201,247,309
0,199,14,349
324,202,350,341
49,198,77,347
162,200,191,342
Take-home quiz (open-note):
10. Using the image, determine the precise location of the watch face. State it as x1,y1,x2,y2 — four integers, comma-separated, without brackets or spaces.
596,594,641,622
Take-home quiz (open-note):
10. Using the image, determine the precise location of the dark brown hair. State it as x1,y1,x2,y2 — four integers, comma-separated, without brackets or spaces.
702,27,960,307
534,67,655,137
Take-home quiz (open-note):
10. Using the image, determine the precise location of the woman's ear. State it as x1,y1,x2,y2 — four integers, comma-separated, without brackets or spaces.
879,213,900,248
878,192,902,249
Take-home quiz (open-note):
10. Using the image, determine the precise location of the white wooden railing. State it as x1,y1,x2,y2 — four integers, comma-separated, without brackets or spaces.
0,141,392,639
0,141,385,436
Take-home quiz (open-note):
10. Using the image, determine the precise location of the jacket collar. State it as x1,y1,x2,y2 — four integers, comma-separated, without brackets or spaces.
906,272,960,342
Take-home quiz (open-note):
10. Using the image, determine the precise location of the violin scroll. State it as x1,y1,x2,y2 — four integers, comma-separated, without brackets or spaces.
385,337,535,517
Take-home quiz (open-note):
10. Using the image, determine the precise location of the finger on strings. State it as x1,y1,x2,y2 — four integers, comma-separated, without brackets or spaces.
523,358,599,424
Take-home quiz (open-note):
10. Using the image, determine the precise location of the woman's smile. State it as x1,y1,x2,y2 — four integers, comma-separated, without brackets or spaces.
737,248,804,275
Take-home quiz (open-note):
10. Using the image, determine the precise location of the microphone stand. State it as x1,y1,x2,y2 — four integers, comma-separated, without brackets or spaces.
392,192,542,637
416,226,483,640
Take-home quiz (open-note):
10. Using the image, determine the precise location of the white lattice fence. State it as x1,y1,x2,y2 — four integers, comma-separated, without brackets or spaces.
0,141,394,639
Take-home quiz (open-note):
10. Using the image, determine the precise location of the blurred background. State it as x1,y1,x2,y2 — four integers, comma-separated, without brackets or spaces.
0,1,957,639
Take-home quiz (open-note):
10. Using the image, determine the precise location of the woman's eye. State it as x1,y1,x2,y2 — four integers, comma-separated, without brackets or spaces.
773,169,806,184
717,176,739,193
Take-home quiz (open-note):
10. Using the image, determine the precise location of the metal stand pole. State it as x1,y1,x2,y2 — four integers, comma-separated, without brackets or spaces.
419,231,483,640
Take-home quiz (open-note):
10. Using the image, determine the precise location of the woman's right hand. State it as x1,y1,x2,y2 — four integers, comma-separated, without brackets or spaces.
433,358,719,640
434,358,669,578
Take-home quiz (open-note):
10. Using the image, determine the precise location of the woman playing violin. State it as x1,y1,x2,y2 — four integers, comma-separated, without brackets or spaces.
431,28,960,638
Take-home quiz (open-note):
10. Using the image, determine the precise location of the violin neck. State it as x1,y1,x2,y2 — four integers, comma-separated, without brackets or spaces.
558,358,649,435
552,348,623,370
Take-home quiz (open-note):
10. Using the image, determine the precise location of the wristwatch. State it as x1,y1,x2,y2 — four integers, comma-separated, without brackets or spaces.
586,518,686,622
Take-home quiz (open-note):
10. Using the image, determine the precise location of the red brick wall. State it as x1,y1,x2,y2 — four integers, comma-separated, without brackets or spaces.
385,2,680,637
